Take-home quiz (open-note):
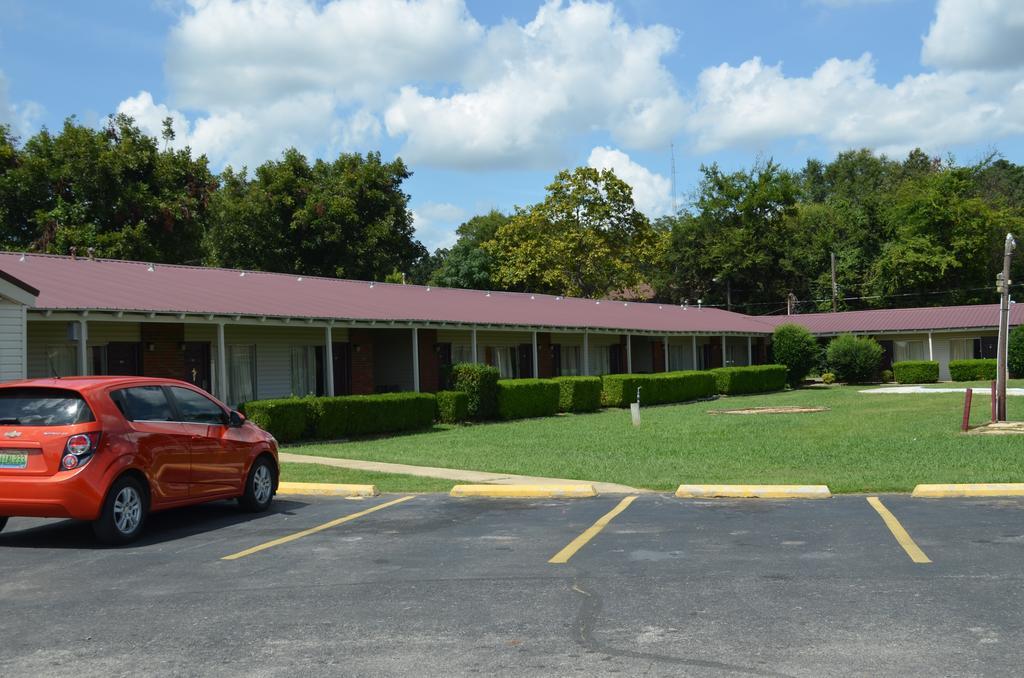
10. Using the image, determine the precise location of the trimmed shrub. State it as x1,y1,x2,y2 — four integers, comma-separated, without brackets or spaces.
1009,325,1024,378
893,360,939,384
601,371,718,408
435,390,469,424
821,372,836,385
555,376,603,413
313,393,437,439
711,365,787,395
772,323,821,387
450,363,500,420
496,379,560,420
881,369,894,383
241,398,310,443
825,334,884,384
948,358,997,382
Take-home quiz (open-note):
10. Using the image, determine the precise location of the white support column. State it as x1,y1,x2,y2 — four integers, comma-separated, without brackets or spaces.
532,331,539,378
663,336,670,372
692,335,698,370
471,328,478,363
721,335,727,367
411,327,420,393
324,325,335,397
928,331,934,361
216,322,228,403
583,330,590,376
626,334,633,373
747,336,753,366
77,318,89,375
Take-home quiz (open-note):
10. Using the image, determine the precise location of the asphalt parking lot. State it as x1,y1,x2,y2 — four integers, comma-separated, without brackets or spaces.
3,493,1024,677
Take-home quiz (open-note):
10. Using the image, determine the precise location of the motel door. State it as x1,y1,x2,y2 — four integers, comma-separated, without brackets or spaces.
332,342,352,395
182,342,212,392
517,344,533,378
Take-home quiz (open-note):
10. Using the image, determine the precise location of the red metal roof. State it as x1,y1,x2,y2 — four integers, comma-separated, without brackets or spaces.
0,253,772,335
757,303,1022,334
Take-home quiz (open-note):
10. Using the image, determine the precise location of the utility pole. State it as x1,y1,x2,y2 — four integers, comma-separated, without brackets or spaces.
786,292,797,316
830,251,838,313
726,280,732,312
996,233,1017,421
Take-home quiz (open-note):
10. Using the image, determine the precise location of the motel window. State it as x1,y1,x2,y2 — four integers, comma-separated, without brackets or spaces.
487,346,518,379
44,345,77,377
949,338,971,361
227,345,257,406
894,340,926,363
588,346,611,376
668,345,690,371
452,344,474,364
560,345,582,376
290,346,317,397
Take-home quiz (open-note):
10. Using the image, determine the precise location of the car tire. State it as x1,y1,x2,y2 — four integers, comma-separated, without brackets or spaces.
238,456,275,513
93,475,148,545
0,516,7,533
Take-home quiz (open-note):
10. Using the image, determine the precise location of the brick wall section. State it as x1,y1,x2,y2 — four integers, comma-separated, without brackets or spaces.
651,339,665,373
537,332,554,378
417,328,439,393
350,329,375,394
141,323,185,380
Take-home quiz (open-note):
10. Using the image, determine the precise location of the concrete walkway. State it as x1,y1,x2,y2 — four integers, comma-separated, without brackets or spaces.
279,451,648,494
861,386,1024,395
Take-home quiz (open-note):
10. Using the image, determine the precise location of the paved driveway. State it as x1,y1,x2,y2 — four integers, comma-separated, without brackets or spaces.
3,494,1024,677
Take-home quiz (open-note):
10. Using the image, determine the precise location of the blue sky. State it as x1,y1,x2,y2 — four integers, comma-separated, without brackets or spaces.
2,0,1022,251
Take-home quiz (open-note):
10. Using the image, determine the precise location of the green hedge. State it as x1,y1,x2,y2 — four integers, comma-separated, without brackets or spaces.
893,360,939,384
711,365,788,395
948,359,996,382
601,371,718,408
435,390,469,424
555,376,602,413
314,393,437,439
450,363,500,420
241,398,310,443
496,379,560,420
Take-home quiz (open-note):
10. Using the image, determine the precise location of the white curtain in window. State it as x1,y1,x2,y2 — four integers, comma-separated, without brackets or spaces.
45,345,77,377
452,344,474,364
228,345,256,405
490,346,517,379
290,346,316,396
560,346,581,376
589,346,611,376
949,338,971,361
669,345,691,371
894,340,926,362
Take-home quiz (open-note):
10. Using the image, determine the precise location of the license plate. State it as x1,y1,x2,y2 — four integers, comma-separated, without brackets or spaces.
0,452,27,469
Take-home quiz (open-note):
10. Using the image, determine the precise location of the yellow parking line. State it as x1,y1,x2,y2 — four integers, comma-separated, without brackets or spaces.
866,496,931,564
549,495,638,564
222,495,415,561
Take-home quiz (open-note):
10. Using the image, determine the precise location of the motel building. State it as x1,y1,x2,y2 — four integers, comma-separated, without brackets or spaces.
0,253,1019,404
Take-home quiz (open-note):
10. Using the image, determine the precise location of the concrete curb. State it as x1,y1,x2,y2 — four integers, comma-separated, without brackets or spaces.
675,484,832,499
450,484,597,498
277,481,380,497
912,483,1024,498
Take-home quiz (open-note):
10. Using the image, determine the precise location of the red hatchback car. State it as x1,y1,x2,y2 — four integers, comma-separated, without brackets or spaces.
0,377,278,544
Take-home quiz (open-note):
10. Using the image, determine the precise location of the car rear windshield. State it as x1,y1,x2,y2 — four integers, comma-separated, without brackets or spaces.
0,388,96,426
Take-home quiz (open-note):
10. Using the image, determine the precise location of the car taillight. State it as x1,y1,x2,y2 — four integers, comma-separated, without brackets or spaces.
61,432,101,471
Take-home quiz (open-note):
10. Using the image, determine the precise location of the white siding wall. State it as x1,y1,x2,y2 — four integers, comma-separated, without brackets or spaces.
0,300,27,382
27,321,141,377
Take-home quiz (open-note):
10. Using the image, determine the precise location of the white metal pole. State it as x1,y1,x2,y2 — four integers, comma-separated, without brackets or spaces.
471,328,478,363
216,322,228,402
663,336,670,372
324,325,335,397
583,330,590,376
721,335,727,367
928,331,934,361
747,336,753,366
77,318,88,375
691,335,698,370
626,334,633,373
411,327,420,393
532,331,539,378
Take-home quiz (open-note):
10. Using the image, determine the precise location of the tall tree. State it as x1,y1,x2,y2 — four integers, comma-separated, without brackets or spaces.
205,149,427,279
486,167,659,298
429,210,509,290
0,115,216,263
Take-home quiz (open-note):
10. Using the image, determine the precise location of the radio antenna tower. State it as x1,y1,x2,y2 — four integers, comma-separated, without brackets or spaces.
670,142,677,215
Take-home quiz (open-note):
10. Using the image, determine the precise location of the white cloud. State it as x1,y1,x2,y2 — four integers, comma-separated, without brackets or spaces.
922,0,1024,71
411,201,467,250
686,54,1024,155
587,146,673,218
0,70,43,139
386,0,685,168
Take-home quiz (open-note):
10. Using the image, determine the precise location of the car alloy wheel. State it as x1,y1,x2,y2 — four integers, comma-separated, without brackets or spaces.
252,463,273,506
113,486,143,535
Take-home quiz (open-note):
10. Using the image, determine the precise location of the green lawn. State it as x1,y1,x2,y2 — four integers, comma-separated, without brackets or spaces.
279,462,455,493
285,386,1024,493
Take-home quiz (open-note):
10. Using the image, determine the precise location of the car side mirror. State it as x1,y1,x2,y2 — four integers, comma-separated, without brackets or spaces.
229,410,246,428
